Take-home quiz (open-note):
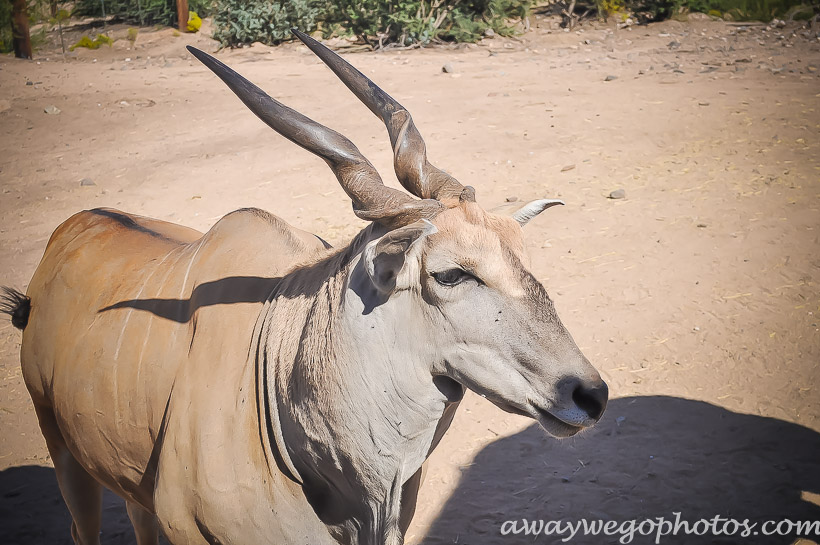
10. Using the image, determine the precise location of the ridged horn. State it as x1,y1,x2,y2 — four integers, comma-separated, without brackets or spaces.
291,29,465,202
187,46,443,226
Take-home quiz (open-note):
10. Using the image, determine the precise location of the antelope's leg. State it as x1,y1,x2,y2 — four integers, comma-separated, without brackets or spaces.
127,500,160,545
33,404,103,545
398,464,428,535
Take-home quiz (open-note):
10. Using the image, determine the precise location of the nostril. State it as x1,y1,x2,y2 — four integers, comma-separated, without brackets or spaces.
572,382,608,421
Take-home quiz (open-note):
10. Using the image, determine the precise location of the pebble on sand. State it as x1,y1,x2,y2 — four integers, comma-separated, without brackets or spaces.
80,178,96,187
605,75,618,81
44,105,61,115
442,63,455,74
608,188,626,199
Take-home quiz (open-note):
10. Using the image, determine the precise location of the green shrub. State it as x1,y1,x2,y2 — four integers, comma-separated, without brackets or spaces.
69,32,112,50
212,0,324,47
72,0,215,26
0,0,12,53
612,0,815,21
325,0,533,46
683,0,813,19
210,0,533,48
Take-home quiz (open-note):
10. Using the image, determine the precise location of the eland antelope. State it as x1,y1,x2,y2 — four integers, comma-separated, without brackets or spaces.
1,29,607,545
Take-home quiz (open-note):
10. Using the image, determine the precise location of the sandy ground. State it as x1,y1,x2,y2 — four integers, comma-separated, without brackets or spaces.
1,13,819,545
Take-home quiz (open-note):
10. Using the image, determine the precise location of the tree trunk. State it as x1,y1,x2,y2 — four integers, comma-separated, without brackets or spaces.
176,0,188,32
50,0,58,17
11,0,33,60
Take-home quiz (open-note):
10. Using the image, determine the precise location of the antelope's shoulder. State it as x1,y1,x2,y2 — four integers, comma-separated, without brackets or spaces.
206,207,331,256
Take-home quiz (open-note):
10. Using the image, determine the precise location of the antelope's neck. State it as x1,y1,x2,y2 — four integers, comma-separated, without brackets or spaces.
257,226,447,543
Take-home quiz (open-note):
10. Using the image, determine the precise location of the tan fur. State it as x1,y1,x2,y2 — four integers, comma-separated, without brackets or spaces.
10,190,607,545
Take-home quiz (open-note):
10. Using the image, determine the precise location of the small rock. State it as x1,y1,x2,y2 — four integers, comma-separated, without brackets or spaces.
696,223,707,228
43,105,61,115
484,28,495,38
26,81,33,86
608,188,626,199
442,63,455,74
604,75,618,81
505,196,519,202
80,178,95,187
560,164,576,172
698,101,710,106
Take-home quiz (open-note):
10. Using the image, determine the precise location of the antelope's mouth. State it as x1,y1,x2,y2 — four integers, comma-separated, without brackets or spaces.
532,405,584,438
492,399,584,438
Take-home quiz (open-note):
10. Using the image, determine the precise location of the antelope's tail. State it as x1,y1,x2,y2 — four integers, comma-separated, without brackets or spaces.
1,287,31,330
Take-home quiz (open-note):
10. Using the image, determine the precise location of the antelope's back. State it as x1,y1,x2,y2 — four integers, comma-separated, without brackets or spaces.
20,207,325,505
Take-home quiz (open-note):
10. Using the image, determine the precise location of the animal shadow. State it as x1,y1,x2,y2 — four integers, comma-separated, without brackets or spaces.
422,395,820,545
0,465,168,544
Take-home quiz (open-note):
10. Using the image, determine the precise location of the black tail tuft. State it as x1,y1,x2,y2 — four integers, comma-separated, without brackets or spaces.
1,287,31,330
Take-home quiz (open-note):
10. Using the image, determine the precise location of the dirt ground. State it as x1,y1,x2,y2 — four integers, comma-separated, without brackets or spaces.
1,13,818,545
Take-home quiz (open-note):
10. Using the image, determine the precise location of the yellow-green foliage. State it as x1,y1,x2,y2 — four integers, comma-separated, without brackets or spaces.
69,34,113,51
127,27,139,42
187,11,202,32
599,0,626,14
51,8,71,24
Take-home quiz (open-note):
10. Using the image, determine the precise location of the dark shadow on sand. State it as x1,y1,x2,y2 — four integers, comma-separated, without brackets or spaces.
3,397,817,544
422,396,820,544
0,465,168,545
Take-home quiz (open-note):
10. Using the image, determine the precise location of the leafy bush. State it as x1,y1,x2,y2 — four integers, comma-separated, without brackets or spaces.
604,0,814,21
324,0,533,46
69,32,113,50
678,0,812,20
187,10,202,31
211,0,323,46
72,0,215,26
210,0,533,48
0,0,12,53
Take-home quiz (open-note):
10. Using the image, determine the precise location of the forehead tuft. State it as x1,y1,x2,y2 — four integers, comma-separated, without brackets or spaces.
431,202,525,255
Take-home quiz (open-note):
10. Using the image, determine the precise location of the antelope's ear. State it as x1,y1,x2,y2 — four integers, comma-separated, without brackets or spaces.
363,220,437,293
491,198,564,227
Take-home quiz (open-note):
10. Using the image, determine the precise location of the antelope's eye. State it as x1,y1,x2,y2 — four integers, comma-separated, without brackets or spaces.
432,268,472,287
